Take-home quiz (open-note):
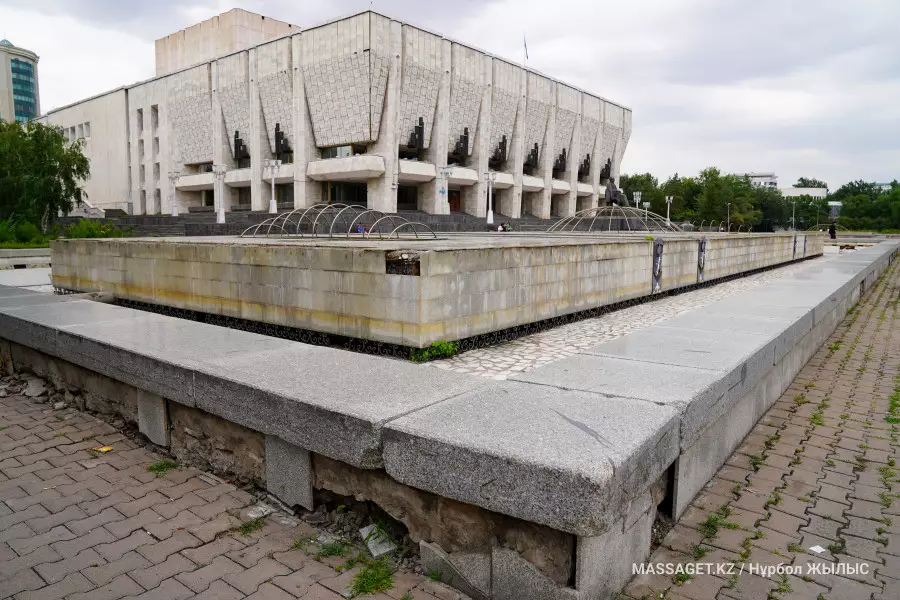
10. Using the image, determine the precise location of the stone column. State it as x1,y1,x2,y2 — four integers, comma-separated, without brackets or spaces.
562,96,581,218
535,83,556,219
506,69,526,219
248,48,268,212
420,38,451,215
368,19,402,213
291,34,321,209
211,61,234,213
465,54,493,219
593,102,605,206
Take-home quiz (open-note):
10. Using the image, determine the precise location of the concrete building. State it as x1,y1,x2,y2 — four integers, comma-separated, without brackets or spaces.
39,10,632,218
0,39,40,123
781,186,827,200
735,172,778,189
155,9,297,76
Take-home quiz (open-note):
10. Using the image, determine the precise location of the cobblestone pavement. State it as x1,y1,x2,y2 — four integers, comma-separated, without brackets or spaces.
0,401,457,599
624,260,900,600
431,256,833,379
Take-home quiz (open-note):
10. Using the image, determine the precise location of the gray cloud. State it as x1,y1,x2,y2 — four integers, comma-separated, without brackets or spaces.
0,0,897,188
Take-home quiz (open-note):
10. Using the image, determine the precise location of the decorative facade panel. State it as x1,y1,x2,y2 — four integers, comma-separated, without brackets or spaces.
167,84,212,165
219,82,251,156
398,27,442,149
259,70,293,152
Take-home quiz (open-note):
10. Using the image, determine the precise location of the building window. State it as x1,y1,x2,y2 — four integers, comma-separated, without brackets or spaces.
139,139,145,161
154,189,161,213
84,122,91,139
151,105,159,131
76,124,84,139
320,144,365,159
153,163,160,183
140,165,145,186
153,137,159,158
136,109,143,133
140,190,147,213
9,58,36,121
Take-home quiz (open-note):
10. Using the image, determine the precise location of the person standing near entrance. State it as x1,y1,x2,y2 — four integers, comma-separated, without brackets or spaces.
828,221,837,240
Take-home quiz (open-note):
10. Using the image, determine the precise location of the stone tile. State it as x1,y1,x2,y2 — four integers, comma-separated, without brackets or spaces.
67,573,145,600
223,556,291,594
83,550,152,586
175,555,244,593
123,577,193,600
130,552,197,590
13,572,94,600
136,529,202,564
34,548,105,584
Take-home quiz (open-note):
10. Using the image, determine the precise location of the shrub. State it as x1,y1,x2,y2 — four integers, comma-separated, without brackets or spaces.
0,218,54,248
409,340,461,362
63,218,134,239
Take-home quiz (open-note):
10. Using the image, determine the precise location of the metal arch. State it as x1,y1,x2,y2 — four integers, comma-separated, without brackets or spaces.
346,209,389,238
263,207,304,238
294,203,340,237
327,204,369,238
386,221,438,240
365,215,413,240
310,203,353,237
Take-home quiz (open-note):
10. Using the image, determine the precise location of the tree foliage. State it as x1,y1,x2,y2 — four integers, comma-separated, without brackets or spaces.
794,177,828,189
618,168,834,231
0,120,90,232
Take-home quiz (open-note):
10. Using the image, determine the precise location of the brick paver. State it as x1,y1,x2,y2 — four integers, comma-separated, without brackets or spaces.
624,260,900,600
0,373,459,599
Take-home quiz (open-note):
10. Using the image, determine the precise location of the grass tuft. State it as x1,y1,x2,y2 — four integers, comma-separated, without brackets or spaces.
237,516,266,536
146,459,179,476
351,559,394,596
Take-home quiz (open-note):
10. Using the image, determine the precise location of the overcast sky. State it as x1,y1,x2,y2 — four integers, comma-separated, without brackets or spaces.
1,0,897,190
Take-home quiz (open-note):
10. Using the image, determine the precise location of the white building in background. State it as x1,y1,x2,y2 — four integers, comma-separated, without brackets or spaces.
735,172,778,189
38,9,632,218
781,187,828,200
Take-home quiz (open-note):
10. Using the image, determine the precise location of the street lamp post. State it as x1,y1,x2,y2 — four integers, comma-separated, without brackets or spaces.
212,164,227,225
485,171,497,227
634,191,642,214
642,201,650,223
665,196,673,226
168,170,181,217
791,201,796,231
727,202,731,233
264,159,282,214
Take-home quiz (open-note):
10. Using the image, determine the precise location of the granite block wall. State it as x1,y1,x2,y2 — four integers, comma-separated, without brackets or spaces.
51,235,822,349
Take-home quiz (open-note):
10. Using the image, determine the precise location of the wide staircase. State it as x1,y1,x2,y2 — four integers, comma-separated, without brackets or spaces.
60,206,562,237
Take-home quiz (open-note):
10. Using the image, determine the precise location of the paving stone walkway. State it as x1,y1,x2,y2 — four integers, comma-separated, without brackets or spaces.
624,259,900,600
0,400,457,599
431,255,833,379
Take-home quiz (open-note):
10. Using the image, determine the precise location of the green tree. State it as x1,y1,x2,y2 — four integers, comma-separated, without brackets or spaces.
794,177,828,189
619,173,665,213
829,180,880,204
0,120,90,232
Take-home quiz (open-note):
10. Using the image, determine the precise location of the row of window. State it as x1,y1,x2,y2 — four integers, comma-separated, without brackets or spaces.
11,73,34,83
64,121,91,142
10,59,34,75
13,94,35,103
136,105,159,133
